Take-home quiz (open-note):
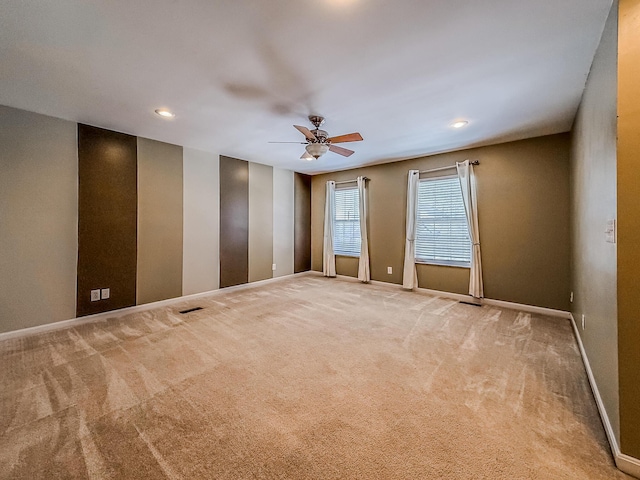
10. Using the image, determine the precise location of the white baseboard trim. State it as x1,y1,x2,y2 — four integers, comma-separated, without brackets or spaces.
481,298,571,319
327,273,571,319
412,285,474,303
570,314,619,460
617,453,640,478
0,272,309,342
569,314,640,478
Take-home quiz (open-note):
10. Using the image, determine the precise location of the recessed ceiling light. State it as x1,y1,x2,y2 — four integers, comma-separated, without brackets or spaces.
326,0,358,6
155,109,175,118
451,120,469,129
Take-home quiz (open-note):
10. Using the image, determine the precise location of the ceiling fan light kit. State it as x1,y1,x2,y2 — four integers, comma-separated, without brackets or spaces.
272,115,363,161
306,143,330,159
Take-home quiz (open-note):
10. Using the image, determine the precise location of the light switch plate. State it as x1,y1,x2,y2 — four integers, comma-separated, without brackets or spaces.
90,289,100,302
387,267,393,274
605,219,616,244
101,288,110,300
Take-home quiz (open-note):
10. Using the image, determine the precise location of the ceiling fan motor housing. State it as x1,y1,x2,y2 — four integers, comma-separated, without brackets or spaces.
312,129,329,143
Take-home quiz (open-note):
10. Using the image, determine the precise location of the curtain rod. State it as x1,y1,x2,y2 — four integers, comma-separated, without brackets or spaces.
419,160,479,175
334,176,369,185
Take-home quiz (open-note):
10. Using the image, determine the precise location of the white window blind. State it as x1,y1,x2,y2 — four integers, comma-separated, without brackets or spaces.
334,187,361,257
416,176,471,267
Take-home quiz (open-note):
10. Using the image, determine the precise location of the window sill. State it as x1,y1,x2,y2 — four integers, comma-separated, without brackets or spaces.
415,260,470,269
335,254,360,259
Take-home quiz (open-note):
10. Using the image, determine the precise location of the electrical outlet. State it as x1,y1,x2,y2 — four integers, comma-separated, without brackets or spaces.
272,263,276,271
570,291,573,303
387,266,393,274
90,289,100,302
581,314,586,330
101,288,110,300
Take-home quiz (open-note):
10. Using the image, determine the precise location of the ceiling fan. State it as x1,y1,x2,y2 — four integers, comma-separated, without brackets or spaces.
270,115,363,160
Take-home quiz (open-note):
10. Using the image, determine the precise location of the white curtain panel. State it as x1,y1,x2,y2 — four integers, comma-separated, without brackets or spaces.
456,160,484,298
402,170,420,289
323,180,337,277
357,176,370,283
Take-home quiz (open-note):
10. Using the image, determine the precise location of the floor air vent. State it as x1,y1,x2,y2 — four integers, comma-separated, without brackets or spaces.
459,301,482,307
179,307,204,314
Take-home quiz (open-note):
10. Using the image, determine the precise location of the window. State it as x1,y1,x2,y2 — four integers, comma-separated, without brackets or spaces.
415,175,471,267
334,187,361,256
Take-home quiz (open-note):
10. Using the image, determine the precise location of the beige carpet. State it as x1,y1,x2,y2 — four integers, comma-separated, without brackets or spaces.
0,274,630,479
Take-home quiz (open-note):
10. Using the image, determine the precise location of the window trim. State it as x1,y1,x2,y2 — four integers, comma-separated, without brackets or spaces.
415,174,471,268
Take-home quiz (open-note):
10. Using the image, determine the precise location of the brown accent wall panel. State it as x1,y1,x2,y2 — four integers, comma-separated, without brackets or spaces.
219,156,249,288
294,173,311,273
618,0,640,459
77,124,137,316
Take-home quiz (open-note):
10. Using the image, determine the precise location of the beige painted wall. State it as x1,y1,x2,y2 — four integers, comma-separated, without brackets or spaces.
571,1,619,443
0,106,78,333
182,148,220,295
0,106,296,333
249,162,274,282
273,168,294,278
137,138,183,305
617,0,640,459
312,134,571,310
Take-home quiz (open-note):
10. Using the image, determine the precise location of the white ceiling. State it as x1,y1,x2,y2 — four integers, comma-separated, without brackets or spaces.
0,0,612,174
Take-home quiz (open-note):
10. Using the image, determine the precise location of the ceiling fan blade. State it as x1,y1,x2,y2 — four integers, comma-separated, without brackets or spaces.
301,151,314,161
328,132,363,143
268,141,307,144
294,125,317,141
329,144,355,157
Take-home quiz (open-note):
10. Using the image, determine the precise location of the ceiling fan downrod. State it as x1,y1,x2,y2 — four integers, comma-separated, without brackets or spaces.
308,116,328,144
